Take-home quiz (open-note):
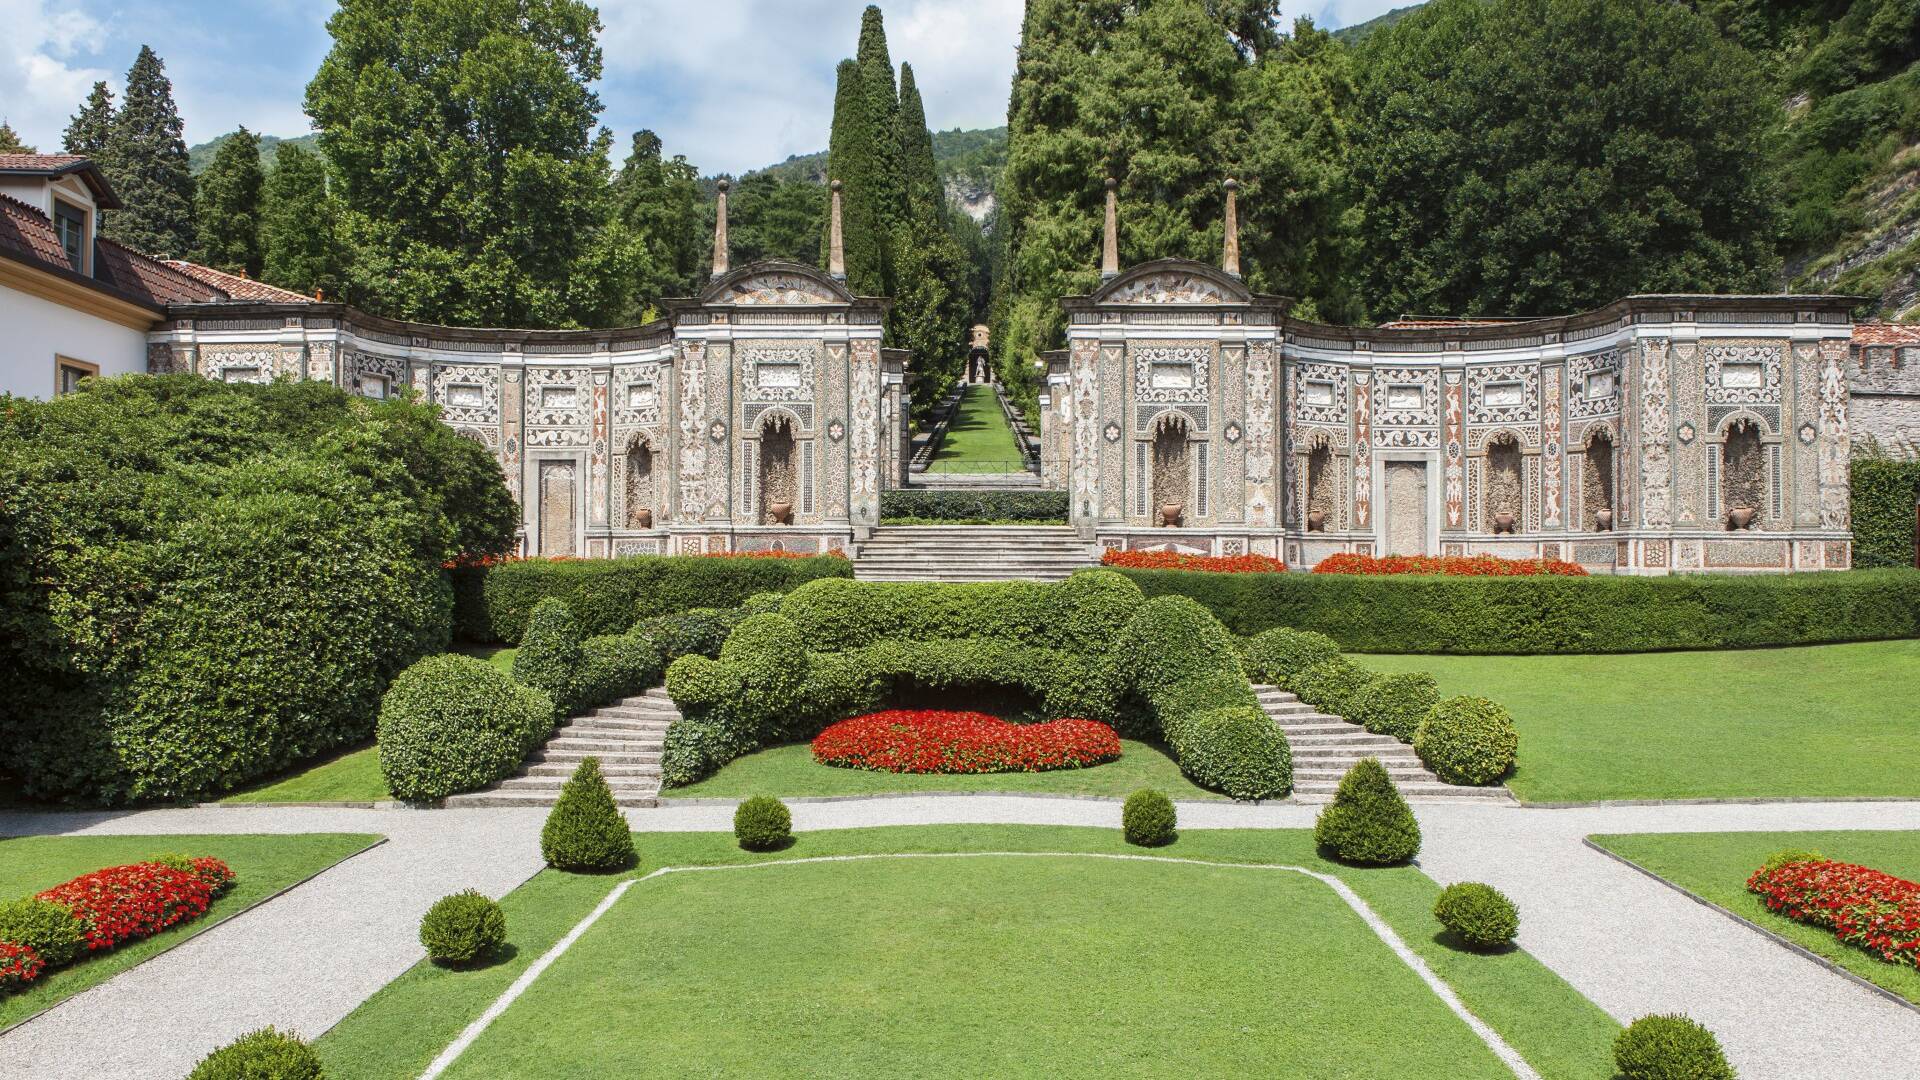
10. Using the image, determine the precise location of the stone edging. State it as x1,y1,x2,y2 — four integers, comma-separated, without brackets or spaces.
1525,795,1920,810
0,835,392,1040
658,790,1237,807
1579,837,1920,1017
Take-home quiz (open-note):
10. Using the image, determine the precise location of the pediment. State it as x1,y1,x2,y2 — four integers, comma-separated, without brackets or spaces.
1092,260,1251,305
701,262,853,306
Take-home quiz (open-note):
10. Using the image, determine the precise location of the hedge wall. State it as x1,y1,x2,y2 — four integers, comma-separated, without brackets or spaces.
878,489,1069,524
1851,455,1920,569
1116,568,1920,653
460,554,853,643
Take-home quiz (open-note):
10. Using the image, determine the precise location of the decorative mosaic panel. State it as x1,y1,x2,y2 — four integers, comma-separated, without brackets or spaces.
428,363,500,426
1567,349,1621,421
1291,362,1349,426
501,371,523,502
1099,345,1126,521
612,361,665,427
1131,342,1212,406
1105,272,1235,304
1705,539,1788,568
1816,339,1851,529
1466,364,1540,425
589,373,609,527
1791,344,1820,527
1638,339,1673,528
848,339,881,526
199,344,280,384
1703,342,1784,405
305,342,337,383
718,272,840,305
1070,342,1099,523
1218,345,1245,522
676,341,707,524
345,350,407,396
1542,366,1564,528
824,343,848,520
1371,367,1441,428
1672,343,1705,526
1353,375,1372,529
704,342,733,518
1244,342,1275,527
741,341,819,403
1443,373,1465,528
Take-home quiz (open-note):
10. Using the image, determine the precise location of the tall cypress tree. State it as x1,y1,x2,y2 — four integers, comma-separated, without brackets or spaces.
260,142,341,296
855,5,907,256
192,128,266,276
0,123,33,154
101,46,196,257
897,64,942,221
890,63,971,417
823,59,885,293
63,82,114,157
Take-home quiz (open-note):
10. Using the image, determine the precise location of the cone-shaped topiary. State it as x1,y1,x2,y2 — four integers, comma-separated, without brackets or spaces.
1613,1014,1735,1080
733,795,793,851
1314,757,1421,865
1122,788,1177,846
419,889,507,965
539,757,636,871
186,1026,323,1080
1433,882,1519,950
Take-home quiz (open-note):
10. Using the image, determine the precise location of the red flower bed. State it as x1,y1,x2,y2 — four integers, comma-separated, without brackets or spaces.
1102,549,1287,573
36,862,220,953
0,941,42,990
703,549,847,560
1312,553,1588,576
1747,858,1920,970
812,710,1122,774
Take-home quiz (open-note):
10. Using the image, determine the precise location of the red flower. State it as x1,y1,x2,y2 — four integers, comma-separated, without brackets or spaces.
35,862,220,953
1747,858,1920,971
1311,553,1588,576
0,942,42,990
812,710,1122,774
1102,549,1287,573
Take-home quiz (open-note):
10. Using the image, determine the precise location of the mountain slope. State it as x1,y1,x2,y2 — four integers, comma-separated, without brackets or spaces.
187,132,320,175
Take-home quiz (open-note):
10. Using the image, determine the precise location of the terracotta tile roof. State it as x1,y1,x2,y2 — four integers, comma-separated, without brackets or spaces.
163,259,315,303
0,193,220,308
0,153,90,171
0,154,122,207
1854,322,1920,347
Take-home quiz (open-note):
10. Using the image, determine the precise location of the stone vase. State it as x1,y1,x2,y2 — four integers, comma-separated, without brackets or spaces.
634,507,653,530
1306,510,1326,533
1727,506,1755,531
768,501,794,525
1160,503,1184,528
1493,512,1517,534
1593,508,1612,532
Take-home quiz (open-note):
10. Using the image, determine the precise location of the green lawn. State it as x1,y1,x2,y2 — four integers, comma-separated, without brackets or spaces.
928,384,1024,473
0,833,379,1028
317,826,1617,1080
1365,640,1920,803
1589,830,1920,1005
667,738,1227,801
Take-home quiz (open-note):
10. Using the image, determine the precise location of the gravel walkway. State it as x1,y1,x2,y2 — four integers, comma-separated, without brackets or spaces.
3,798,1918,1079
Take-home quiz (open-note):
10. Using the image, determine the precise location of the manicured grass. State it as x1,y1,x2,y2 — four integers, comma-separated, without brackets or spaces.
666,738,1228,801
928,384,1024,473
317,826,1617,1080
0,833,379,1029
454,643,517,676
220,744,387,804
1589,830,1920,1005
1365,640,1920,803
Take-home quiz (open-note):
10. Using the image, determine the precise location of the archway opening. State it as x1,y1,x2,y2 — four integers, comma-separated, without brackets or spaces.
1485,435,1523,533
1723,418,1764,529
1582,429,1614,530
759,415,797,525
1152,414,1192,526
1305,441,1336,531
624,438,656,529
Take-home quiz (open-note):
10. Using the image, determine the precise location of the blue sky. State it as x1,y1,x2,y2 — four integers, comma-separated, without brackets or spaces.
1,0,1404,175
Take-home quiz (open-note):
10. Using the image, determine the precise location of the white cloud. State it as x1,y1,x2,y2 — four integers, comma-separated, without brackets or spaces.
1304,0,1417,32
0,0,110,149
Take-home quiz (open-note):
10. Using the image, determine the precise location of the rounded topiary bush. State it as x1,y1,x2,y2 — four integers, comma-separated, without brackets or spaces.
734,795,793,851
1314,757,1421,865
1174,705,1293,800
377,653,555,801
1051,569,1147,653
1760,848,1826,872
513,598,588,718
719,613,810,717
0,897,85,969
1290,658,1377,717
1115,596,1245,702
1613,1014,1735,1080
540,757,637,871
419,889,507,965
1432,882,1519,950
1413,696,1519,786
1123,788,1177,846
1348,671,1440,742
1241,627,1342,689
185,1026,324,1080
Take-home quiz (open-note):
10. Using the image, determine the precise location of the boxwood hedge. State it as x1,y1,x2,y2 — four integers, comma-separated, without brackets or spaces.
1851,454,1920,569
1118,567,1920,653
878,489,1069,524
378,653,555,801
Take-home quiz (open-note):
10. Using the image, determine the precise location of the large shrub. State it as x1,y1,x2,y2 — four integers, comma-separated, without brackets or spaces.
540,757,637,871
1349,672,1441,742
1290,659,1377,717
1414,696,1519,786
0,377,503,804
419,889,507,965
733,795,793,851
1123,788,1177,846
777,571,1144,654
0,898,84,968
471,553,853,642
879,488,1068,523
1314,758,1422,865
1613,1015,1735,1080
377,654,554,801
513,599,589,718
1432,882,1519,950
186,1026,324,1080
1116,567,1920,653
1852,453,1920,569
1240,627,1341,689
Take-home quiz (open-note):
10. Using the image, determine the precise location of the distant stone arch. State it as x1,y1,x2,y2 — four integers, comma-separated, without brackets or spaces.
758,414,798,524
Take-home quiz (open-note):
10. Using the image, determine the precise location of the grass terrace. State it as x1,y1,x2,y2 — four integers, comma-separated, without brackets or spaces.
317,826,1619,1079
927,384,1024,473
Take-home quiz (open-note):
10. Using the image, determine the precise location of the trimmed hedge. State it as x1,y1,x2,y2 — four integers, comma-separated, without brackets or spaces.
878,489,1069,523
465,554,852,643
1118,567,1920,653
1433,882,1519,950
1414,696,1519,786
186,1027,324,1080
1852,454,1920,569
1349,672,1441,742
778,571,1141,654
0,898,84,968
1290,658,1378,717
1123,789,1177,846
1240,627,1342,689
377,654,555,801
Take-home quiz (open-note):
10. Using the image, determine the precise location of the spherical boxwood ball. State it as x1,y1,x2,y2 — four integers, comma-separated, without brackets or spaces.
419,889,507,966
1413,696,1518,786
734,795,794,852
1122,788,1177,847
186,1026,323,1080
1432,882,1519,950
1613,1014,1735,1080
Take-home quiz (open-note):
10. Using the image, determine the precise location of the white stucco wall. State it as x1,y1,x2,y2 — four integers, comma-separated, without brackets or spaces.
0,282,150,399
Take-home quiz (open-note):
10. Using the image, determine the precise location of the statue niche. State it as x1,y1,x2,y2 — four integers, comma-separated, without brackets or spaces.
624,436,657,529
759,414,798,525
1151,413,1192,527
1485,435,1523,534
1304,439,1337,531
1581,428,1615,531
1722,418,1764,529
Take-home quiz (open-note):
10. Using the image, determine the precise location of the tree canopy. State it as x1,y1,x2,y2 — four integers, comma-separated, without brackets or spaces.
193,126,266,277
100,46,196,257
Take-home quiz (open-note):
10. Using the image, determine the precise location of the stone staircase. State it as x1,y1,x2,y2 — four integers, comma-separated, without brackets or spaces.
1253,684,1510,802
444,687,675,808
853,525,1100,582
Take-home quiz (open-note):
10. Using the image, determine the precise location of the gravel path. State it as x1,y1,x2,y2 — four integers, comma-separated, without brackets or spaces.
3,798,1919,1079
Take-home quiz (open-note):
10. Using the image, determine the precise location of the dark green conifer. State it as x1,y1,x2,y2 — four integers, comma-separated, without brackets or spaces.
101,46,195,256
193,128,266,276
62,82,114,157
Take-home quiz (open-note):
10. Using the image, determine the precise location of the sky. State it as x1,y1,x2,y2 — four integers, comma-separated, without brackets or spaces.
0,0,1406,176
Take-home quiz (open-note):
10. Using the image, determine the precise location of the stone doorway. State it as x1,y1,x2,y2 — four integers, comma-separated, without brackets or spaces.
537,459,578,556
1382,460,1430,556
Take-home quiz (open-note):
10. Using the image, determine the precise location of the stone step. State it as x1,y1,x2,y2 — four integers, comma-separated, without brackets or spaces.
591,704,679,718
492,773,660,793
530,749,662,767
1288,747,1421,762
1282,733,1409,749
544,736,662,753
444,791,660,808
1272,722,1377,737
564,718,671,734
1291,780,1509,800
1294,765,1434,782
524,760,660,776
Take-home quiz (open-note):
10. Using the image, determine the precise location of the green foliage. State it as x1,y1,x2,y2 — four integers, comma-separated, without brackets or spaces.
1761,848,1828,872
514,599,589,718
0,123,33,154
193,126,265,277
777,572,1142,654
418,889,507,965
1115,567,1920,653
541,758,637,871
1290,659,1376,717
889,62,971,413
377,654,553,801
62,81,114,157
1122,788,1177,846
1350,0,1780,317
878,489,1068,524
1314,758,1421,865
186,1027,324,1080
0,898,84,969
726,170,827,265
610,129,703,321
260,143,342,298
733,795,794,851
99,46,195,257
1414,696,1519,786
1432,882,1519,950
1851,453,1920,568
637,606,754,661
1240,626,1342,690
823,59,888,294
1613,1014,1736,1080
1349,671,1440,742
306,0,641,328
468,554,853,643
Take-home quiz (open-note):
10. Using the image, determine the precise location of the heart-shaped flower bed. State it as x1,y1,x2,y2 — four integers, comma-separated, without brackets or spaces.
812,710,1122,774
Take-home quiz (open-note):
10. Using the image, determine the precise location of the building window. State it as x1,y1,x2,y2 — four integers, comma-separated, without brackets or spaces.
53,200,88,272
55,356,98,396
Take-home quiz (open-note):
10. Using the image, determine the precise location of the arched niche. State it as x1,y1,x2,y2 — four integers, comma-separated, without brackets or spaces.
1484,434,1523,533
1720,417,1765,529
623,434,657,529
758,414,798,525
1581,426,1615,530
1151,412,1192,526
1303,434,1339,531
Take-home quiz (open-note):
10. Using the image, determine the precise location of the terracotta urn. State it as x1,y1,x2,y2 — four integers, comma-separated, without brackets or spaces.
1159,503,1184,528
1306,510,1326,533
768,501,795,525
1493,511,1517,534
634,507,653,530
1593,508,1612,532
1727,506,1756,531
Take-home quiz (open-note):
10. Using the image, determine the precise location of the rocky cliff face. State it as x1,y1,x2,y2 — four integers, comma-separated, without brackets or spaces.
946,177,995,222
1797,146,1920,321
